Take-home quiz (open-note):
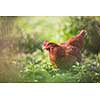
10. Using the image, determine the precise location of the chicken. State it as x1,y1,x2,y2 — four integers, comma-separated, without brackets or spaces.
43,30,87,69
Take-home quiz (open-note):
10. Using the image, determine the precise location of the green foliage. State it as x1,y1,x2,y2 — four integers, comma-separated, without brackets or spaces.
18,32,43,53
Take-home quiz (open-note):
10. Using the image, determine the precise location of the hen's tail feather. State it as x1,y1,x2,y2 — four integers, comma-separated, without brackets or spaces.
64,30,87,49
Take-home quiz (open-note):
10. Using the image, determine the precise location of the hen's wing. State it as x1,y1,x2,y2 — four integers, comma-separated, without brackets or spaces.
62,45,81,62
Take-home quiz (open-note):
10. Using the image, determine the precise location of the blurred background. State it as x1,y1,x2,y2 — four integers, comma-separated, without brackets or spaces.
0,16,100,83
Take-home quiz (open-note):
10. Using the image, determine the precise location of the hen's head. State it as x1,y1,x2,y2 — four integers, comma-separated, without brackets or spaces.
43,40,59,52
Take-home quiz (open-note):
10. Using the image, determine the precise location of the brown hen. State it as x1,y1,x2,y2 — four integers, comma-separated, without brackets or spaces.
43,30,87,69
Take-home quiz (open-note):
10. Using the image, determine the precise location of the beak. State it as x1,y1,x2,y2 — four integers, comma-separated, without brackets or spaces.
42,45,46,50
80,30,87,37
84,30,88,38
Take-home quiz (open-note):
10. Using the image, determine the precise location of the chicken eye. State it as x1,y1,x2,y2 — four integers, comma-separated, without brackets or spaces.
46,47,50,51
47,47,54,52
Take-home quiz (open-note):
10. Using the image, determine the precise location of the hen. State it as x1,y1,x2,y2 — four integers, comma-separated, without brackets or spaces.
43,30,87,69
